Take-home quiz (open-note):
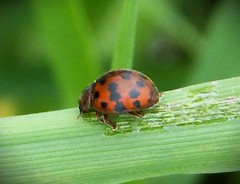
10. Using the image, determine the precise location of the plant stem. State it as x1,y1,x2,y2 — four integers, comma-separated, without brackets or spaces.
1,77,240,183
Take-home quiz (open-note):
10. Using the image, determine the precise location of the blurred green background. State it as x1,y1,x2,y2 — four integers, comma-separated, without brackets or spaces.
0,0,240,183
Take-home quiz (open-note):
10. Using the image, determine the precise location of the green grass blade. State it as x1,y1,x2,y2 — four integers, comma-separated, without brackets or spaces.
112,0,139,69
139,1,201,55
33,0,100,106
185,0,240,85
1,77,240,183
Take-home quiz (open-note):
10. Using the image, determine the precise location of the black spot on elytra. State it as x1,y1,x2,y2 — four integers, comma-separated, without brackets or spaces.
138,73,148,80
148,98,153,105
99,78,106,85
133,100,141,108
108,82,118,91
121,72,131,80
150,90,157,97
129,89,140,98
148,90,159,105
94,91,99,99
136,80,145,87
100,101,107,108
109,82,121,101
115,101,126,112
110,91,121,101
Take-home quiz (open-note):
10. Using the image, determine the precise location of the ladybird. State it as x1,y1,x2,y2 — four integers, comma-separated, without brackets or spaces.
78,69,160,130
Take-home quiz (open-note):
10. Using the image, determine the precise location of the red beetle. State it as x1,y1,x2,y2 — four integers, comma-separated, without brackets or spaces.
78,69,160,129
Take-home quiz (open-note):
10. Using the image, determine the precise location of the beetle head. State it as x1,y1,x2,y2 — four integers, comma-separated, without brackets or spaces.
78,84,92,113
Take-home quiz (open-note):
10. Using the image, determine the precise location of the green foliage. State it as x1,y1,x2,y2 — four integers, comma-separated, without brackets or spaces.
1,0,240,183
185,0,240,85
33,0,101,106
112,0,138,69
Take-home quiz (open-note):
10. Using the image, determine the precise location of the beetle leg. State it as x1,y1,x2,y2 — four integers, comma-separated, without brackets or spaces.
96,111,104,122
77,110,84,119
95,112,117,130
103,114,117,130
128,111,145,118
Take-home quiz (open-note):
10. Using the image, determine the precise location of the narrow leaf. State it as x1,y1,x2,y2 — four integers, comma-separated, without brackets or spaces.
1,77,240,183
